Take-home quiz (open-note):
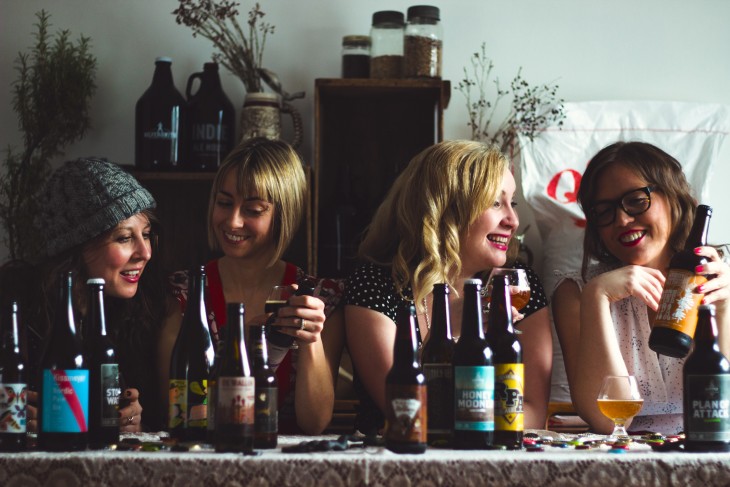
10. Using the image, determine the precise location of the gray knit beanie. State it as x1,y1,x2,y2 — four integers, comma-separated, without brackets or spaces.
37,158,156,257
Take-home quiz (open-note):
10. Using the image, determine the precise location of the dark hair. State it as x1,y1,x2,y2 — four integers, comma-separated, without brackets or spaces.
578,141,696,278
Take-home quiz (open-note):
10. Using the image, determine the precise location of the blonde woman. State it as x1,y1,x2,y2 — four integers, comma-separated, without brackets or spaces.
345,140,552,434
158,138,344,435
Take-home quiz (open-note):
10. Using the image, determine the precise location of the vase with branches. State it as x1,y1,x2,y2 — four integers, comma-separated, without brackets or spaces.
457,43,565,160
173,0,304,101
0,10,97,262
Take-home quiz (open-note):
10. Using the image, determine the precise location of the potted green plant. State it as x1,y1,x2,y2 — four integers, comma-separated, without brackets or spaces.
0,10,97,262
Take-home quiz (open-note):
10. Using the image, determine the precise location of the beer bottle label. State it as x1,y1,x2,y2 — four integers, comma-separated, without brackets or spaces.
255,387,278,434
494,363,524,432
100,364,121,428
385,384,427,444
454,366,494,432
423,364,453,435
654,269,707,336
0,383,27,433
218,376,255,426
41,369,89,433
686,374,730,442
168,379,208,429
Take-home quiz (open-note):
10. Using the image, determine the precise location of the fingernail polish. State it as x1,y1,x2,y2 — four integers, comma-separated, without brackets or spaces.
694,247,702,254
695,265,704,273
697,285,704,293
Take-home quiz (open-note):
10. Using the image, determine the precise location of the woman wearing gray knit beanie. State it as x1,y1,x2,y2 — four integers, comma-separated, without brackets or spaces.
21,157,169,434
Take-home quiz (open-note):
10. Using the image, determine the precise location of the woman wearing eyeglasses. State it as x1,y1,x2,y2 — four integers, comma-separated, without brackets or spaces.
552,141,730,434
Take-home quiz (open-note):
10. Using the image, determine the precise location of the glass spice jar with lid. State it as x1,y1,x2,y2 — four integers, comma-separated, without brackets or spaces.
370,10,405,79
404,5,442,79
342,35,370,78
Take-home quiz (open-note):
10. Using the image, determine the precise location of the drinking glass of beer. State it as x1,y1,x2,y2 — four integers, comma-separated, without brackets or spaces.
596,375,643,440
484,268,531,310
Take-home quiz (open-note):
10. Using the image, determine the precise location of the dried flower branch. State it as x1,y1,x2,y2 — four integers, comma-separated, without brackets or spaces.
173,0,303,100
457,43,565,159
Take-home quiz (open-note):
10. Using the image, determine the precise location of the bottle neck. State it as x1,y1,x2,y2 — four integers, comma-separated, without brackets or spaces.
694,307,720,348
393,305,419,369
8,302,21,353
202,68,224,92
429,284,452,340
488,276,514,334
685,205,712,249
152,62,174,88
88,285,108,337
252,326,269,367
59,272,77,336
461,283,484,340
225,303,251,375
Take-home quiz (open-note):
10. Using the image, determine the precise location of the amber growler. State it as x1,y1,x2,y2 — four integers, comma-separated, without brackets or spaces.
84,279,121,449
421,283,454,446
186,62,235,171
250,325,278,449
38,272,89,451
385,304,427,454
486,274,524,449
135,57,188,170
0,301,27,451
215,303,255,452
650,205,712,358
452,278,494,449
168,266,215,441
683,304,730,452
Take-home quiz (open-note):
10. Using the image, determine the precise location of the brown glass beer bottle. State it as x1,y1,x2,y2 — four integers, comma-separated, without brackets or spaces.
650,205,712,358
385,303,427,454
486,274,524,450
251,325,278,449
421,283,454,446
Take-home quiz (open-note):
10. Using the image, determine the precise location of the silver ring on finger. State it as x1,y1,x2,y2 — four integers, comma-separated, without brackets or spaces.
127,415,134,425
299,318,306,331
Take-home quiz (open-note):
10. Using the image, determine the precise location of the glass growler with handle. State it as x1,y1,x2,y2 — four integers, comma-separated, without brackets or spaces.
486,274,524,449
84,278,121,449
452,278,494,449
0,301,27,451
650,204,712,358
683,304,730,452
168,265,215,441
385,303,427,454
421,283,454,446
215,303,255,453
38,272,89,451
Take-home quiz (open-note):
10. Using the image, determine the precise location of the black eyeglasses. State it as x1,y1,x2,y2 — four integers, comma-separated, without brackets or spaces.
589,186,655,227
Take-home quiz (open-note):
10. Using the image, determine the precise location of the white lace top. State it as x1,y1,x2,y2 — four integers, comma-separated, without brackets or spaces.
557,262,683,434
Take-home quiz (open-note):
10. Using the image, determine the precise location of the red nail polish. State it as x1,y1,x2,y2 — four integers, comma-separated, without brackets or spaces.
694,247,702,254
695,265,703,273
697,285,704,293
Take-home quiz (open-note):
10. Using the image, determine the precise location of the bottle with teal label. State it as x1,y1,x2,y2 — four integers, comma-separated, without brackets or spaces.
38,271,89,451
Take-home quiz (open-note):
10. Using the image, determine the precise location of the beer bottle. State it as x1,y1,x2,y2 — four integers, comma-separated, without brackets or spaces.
215,303,255,452
206,323,225,444
185,62,235,171
385,304,427,454
0,301,27,451
486,274,524,449
650,205,712,358
452,278,494,449
168,266,215,442
135,57,188,170
38,272,89,451
84,279,121,449
250,325,278,449
421,283,454,446
267,284,315,368
683,304,730,452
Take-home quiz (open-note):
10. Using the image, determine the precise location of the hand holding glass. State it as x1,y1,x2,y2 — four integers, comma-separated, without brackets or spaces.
485,268,531,311
596,375,643,439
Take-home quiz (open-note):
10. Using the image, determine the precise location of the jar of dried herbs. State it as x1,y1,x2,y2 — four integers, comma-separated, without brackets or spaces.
370,10,404,79
342,35,370,78
404,5,442,79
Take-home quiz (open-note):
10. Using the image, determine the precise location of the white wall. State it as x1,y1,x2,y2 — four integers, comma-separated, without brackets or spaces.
2,0,729,268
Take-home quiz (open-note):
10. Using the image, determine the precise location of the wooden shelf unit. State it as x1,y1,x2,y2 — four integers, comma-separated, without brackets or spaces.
313,78,450,278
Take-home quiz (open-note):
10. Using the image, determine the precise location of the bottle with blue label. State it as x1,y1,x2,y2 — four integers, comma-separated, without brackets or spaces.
0,301,27,451
452,278,494,449
38,272,89,451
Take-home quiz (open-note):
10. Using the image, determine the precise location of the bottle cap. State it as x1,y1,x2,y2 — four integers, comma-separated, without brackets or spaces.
86,278,105,285
155,56,173,63
464,278,482,286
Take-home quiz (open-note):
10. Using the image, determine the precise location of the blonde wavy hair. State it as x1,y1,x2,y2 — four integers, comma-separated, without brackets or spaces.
359,140,508,310
207,137,307,267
